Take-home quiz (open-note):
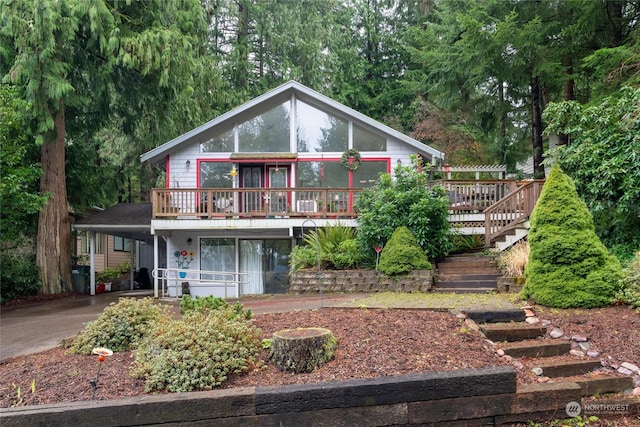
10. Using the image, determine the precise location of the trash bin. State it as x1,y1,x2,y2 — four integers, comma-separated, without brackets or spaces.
71,265,90,294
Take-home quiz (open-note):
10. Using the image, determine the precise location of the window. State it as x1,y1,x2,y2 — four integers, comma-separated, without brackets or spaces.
353,161,389,188
238,102,291,152
114,236,132,252
80,232,104,254
200,127,234,152
200,238,236,280
199,162,235,188
296,101,347,152
296,161,349,188
353,124,386,151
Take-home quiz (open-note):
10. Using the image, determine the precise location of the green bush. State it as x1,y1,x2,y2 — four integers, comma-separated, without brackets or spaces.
180,294,252,319
0,248,40,304
355,159,452,261
449,233,485,254
67,298,170,354
378,226,431,276
289,245,320,273
289,222,361,272
618,250,640,313
96,261,131,282
131,307,263,392
327,239,360,269
522,165,623,308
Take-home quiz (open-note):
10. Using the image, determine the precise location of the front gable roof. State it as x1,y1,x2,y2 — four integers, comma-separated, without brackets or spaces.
140,81,444,164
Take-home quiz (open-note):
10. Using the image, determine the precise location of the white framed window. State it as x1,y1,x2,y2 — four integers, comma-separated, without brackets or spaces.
114,236,132,252
80,232,104,254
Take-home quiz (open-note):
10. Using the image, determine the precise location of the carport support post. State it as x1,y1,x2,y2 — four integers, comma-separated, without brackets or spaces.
153,234,159,298
130,246,135,291
89,231,96,296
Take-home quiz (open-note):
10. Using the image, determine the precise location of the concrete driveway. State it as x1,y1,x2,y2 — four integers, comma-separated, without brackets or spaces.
0,291,365,362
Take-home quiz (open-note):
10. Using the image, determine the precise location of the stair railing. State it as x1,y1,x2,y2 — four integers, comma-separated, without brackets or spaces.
484,180,545,248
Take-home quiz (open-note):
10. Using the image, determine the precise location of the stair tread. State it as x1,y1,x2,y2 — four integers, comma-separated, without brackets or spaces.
531,359,603,378
480,323,547,341
431,287,496,294
501,341,571,358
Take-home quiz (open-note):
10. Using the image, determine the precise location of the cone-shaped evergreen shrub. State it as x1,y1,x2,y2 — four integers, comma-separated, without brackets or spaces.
378,226,431,276
522,165,622,308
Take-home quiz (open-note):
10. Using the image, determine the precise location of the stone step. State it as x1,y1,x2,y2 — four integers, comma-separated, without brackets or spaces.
501,341,571,358
434,280,498,289
431,287,497,294
464,309,526,324
532,359,602,378
480,323,547,342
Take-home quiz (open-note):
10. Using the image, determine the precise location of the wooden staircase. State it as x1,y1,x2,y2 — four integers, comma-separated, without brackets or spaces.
434,254,501,293
463,308,635,401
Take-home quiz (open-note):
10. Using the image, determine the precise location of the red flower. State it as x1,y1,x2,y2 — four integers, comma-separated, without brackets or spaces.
180,250,188,256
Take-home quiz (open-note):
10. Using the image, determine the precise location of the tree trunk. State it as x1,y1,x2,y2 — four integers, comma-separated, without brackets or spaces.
270,327,337,373
37,102,72,294
558,55,575,146
530,75,545,179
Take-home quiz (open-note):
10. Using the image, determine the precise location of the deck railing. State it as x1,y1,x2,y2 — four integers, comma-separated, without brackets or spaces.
152,188,362,219
484,180,546,247
151,180,545,236
428,180,518,214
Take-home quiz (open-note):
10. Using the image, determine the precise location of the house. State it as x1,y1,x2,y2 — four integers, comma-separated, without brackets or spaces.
138,81,445,298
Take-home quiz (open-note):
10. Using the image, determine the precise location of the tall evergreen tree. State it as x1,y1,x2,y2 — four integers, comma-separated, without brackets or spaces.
1,0,214,294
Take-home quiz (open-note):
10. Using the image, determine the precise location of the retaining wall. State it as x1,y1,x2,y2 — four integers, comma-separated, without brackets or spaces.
1,366,592,427
289,269,433,293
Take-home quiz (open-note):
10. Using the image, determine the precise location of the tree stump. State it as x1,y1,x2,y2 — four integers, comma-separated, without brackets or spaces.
270,327,337,373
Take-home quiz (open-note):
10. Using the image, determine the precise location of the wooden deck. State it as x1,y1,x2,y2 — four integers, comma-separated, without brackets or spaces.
151,179,545,247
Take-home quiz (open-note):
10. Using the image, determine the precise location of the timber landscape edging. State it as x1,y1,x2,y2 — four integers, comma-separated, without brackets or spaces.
0,365,594,426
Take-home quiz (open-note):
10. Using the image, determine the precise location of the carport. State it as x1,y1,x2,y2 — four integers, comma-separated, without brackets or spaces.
72,203,160,295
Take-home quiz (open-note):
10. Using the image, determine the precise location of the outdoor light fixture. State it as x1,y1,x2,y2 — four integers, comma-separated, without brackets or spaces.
187,238,192,246
186,160,191,168
397,159,402,166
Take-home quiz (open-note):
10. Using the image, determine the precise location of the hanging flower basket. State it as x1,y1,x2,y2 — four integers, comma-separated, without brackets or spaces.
341,149,361,171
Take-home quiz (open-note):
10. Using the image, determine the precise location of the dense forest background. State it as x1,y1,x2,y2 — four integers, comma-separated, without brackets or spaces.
1,0,639,294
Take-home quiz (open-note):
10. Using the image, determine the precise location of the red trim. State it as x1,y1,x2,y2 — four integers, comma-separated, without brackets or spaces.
165,156,170,188
232,158,296,164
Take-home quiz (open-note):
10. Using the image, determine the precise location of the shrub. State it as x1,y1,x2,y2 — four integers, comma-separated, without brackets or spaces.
180,295,252,319
0,245,40,304
378,226,431,276
96,261,131,282
289,245,320,273
355,160,452,261
497,241,530,277
67,298,170,354
327,239,360,269
449,233,485,254
290,222,361,271
131,307,262,392
618,250,640,313
522,165,623,308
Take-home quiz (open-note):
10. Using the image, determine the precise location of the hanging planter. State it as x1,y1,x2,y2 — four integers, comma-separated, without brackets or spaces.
341,149,361,171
